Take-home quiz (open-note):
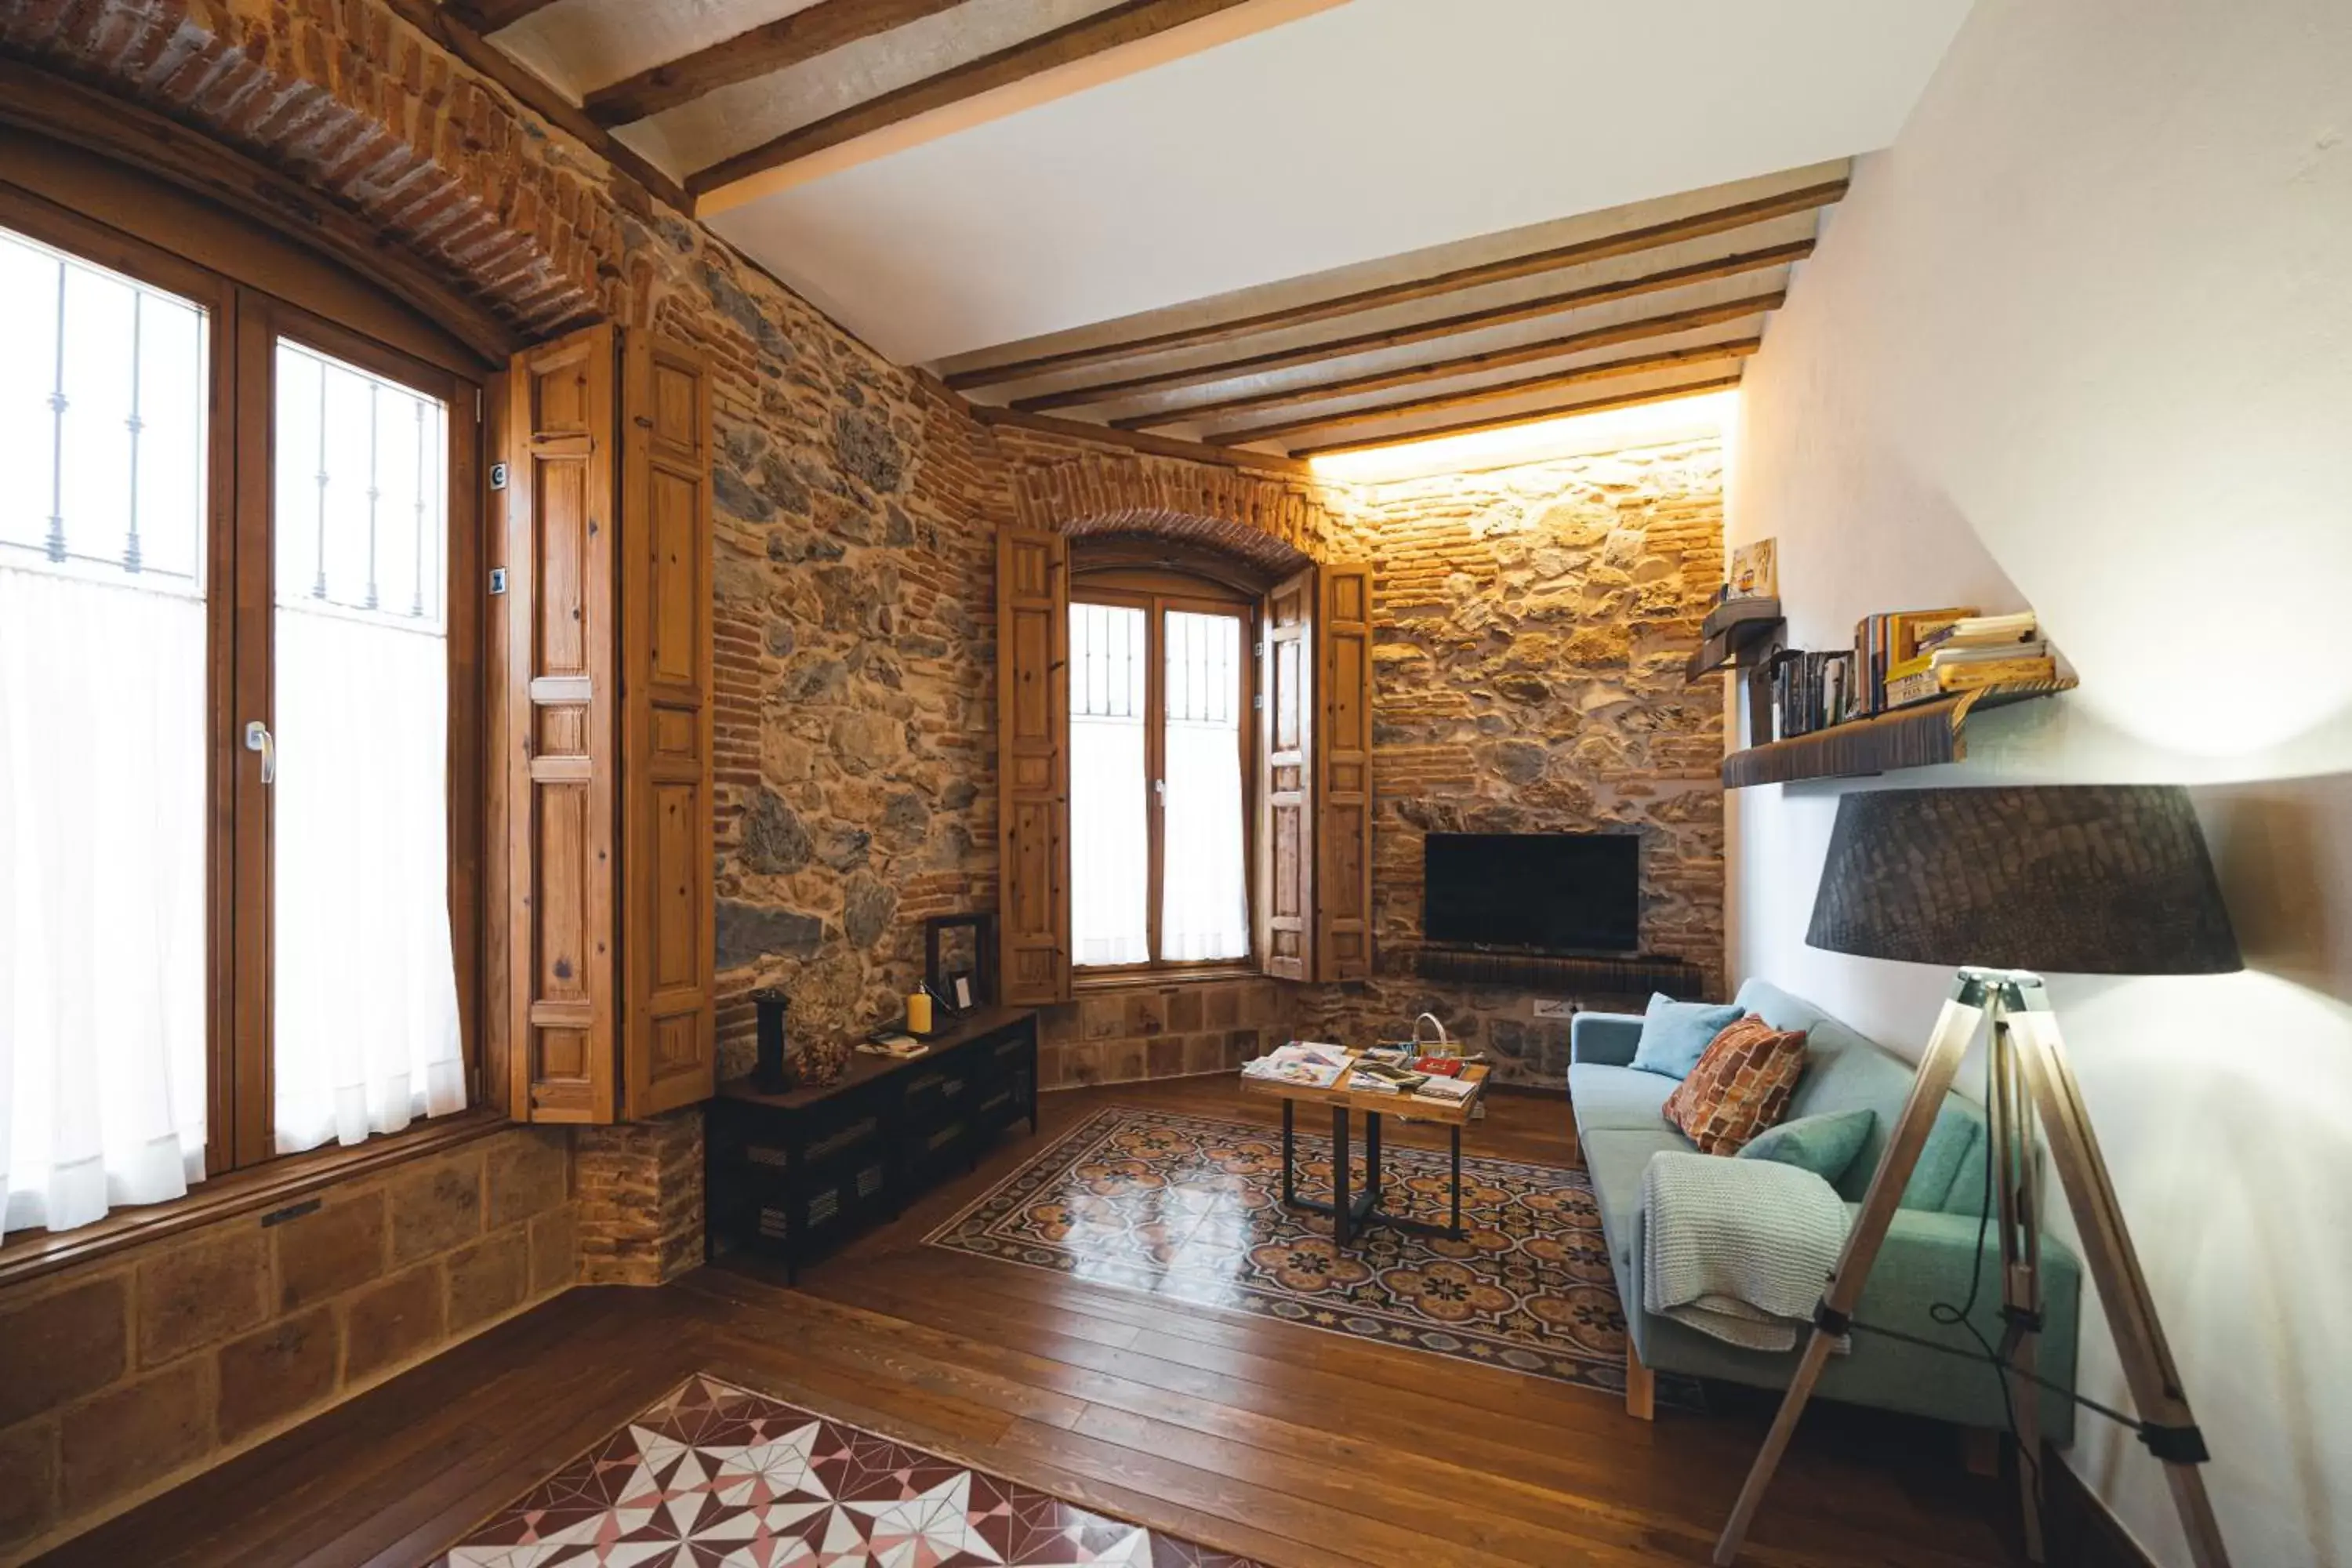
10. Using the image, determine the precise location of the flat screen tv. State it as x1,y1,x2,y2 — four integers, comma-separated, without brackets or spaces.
1423,833,1639,953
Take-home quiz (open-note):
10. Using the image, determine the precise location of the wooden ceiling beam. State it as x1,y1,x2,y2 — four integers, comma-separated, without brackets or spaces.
1203,339,1761,447
1113,292,1782,430
1009,239,1810,414
380,0,692,215
1290,376,1748,459
949,177,1842,391
586,0,978,128
968,403,1311,477
688,0,1259,198
443,0,568,34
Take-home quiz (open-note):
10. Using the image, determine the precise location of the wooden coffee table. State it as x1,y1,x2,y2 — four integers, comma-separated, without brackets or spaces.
1238,1052,1490,1245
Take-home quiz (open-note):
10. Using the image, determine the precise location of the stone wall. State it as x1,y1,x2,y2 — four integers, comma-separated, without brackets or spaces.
1298,439,1729,1087
0,1128,573,1561
1033,977,1298,1091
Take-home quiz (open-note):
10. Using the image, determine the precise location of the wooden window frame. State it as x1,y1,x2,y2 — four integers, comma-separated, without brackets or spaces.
1068,565,1258,981
0,170,488,1202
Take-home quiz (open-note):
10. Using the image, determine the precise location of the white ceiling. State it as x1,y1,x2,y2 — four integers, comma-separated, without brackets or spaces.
673,0,1974,365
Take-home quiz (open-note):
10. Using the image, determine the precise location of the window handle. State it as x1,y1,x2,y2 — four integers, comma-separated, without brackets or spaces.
245,720,275,785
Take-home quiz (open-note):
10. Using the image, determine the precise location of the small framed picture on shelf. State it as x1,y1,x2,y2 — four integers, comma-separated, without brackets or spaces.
1730,538,1778,599
946,971,977,1014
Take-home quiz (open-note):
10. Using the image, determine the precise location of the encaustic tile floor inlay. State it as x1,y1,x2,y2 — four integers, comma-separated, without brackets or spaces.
438,1373,1265,1566
928,1105,1686,1404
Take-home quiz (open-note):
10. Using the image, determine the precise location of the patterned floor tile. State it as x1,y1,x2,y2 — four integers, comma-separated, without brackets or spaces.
927,1105,1670,1402
437,1374,1266,1567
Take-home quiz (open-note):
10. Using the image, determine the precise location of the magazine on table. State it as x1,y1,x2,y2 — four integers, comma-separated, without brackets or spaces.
1346,1059,1429,1094
1242,1042,1350,1088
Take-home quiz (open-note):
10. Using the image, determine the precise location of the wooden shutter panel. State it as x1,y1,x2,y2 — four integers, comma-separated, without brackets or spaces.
619,332,716,1116
1316,562,1374,982
997,526,1071,1005
1257,566,1316,982
506,324,619,1123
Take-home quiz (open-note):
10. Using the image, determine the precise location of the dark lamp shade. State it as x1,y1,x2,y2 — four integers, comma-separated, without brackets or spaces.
1806,786,2242,975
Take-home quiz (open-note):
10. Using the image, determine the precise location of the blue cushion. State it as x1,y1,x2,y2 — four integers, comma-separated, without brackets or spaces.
1628,993,1744,1079
1736,1109,1875,1183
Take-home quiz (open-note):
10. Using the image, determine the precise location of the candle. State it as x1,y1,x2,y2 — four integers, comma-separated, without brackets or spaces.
907,991,933,1034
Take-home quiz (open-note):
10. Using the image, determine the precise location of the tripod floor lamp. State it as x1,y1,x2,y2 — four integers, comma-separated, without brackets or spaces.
1714,786,2242,1568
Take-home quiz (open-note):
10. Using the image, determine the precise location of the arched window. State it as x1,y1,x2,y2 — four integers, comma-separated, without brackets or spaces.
1068,557,1256,971
994,528,1373,1003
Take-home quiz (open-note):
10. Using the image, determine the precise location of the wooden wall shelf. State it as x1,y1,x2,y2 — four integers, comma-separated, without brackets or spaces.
1686,597,1784,681
1721,679,2076,789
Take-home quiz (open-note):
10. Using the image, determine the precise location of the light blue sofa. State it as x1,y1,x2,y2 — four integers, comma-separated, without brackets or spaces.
1570,978,2080,1440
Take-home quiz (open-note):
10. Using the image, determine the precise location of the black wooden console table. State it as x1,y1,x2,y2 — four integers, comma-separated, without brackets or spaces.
706,1007,1038,1281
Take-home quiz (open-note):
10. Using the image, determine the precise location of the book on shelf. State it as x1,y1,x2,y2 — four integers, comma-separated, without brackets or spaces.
1883,653,2058,709
1930,639,2048,668
1919,612,2038,653
1853,607,1978,717
1770,648,1855,741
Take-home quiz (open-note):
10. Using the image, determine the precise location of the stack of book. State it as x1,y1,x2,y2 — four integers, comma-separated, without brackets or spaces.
1853,607,1974,718
1346,1058,1430,1095
1883,612,2053,707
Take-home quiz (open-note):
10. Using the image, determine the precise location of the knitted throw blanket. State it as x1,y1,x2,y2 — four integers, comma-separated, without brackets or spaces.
1640,1150,1850,1352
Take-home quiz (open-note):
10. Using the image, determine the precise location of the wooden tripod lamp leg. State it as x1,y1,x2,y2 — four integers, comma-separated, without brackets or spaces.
2005,982,2234,1568
1986,988,2048,1563
1712,975,1992,1566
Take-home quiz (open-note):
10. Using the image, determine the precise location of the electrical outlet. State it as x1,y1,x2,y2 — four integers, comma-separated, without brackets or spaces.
1531,999,1575,1019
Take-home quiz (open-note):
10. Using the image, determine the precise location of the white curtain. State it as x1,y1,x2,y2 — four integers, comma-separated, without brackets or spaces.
270,605,465,1153
1069,601,1149,966
270,340,463,1155
1160,611,1249,960
1,568,209,1236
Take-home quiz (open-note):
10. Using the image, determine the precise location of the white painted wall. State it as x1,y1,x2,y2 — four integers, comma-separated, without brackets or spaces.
1725,2,2352,1565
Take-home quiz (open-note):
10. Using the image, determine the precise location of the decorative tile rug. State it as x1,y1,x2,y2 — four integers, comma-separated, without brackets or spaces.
927,1105,1650,1400
438,1373,1263,1566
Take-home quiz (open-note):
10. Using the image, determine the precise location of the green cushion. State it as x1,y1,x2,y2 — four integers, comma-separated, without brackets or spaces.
1737,1109,1875,1183
1940,1118,1995,1215
1900,1103,1985,1210
1566,1063,1678,1134
1628,994,1744,1078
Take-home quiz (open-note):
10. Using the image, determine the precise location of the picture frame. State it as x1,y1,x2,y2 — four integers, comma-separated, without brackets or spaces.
947,971,977,1014
1730,537,1779,599
924,913,996,1010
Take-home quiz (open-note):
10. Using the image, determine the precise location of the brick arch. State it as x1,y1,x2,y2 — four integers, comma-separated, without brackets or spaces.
991,440,1338,572
1,0,629,339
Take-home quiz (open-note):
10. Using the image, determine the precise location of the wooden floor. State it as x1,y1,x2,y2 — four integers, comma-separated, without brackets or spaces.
43,1080,2083,1568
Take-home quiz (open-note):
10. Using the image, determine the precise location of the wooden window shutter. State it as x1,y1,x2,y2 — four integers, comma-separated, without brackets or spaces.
619,333,717,1116
504,326,716,1123
505,323,619,1123
1315,563,1374,982
1257,566,1316,982
996,526,1071,1005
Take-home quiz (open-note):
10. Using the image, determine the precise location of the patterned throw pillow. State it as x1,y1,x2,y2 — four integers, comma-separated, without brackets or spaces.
1661,1015,1811,1154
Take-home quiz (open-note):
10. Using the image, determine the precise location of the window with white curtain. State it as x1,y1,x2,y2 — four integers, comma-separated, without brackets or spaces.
0,206,476,1240
269,343,465,1156
1,223,212,1236
1067,585,1251,970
